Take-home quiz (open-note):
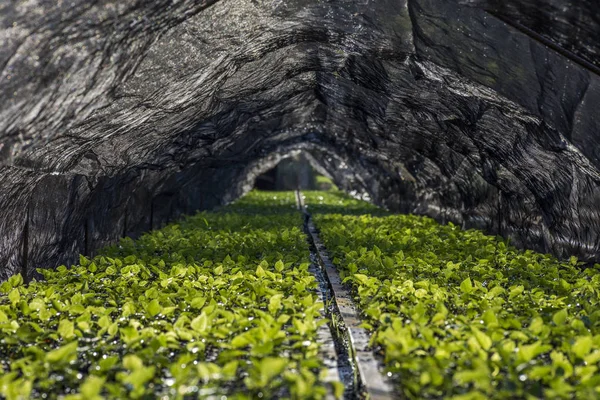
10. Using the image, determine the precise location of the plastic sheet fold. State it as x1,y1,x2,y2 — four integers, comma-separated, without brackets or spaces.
1,0,599,280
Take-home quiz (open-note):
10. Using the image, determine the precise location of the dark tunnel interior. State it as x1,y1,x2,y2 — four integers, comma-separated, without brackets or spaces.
1,0,600,282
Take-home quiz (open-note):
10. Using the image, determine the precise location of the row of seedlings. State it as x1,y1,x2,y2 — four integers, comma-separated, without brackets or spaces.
303,190,600,399
0,191,339,399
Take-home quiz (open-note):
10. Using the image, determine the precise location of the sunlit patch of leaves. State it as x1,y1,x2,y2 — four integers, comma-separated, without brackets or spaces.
311,191,600,399
0,191,334,399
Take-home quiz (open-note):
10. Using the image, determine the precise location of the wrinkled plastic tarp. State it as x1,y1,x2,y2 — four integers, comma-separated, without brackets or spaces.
0,0,599,281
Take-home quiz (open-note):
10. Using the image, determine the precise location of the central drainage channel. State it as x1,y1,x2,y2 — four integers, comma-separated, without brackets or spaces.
295,191,394,400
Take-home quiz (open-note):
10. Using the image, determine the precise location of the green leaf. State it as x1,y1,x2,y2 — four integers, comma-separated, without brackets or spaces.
69,304,86,315
28,298,45,311
553,309,568,326
79,255,89,267
454,368,490,386
46,341,78,364
107,322,119,337
8,288,20,305
572,336,593,358
268,294,283,314
8,274,23,288
80,376,105,399
147,299,161,317
570,256,578,266
528,317,544,334
584,350,600,365
197,362,221,382
231,334,250,348
460,278,473,294
482,309,498,326
551,351,573,378
98,355,119,371
0,310,8,323
256,265,266,278
222,360,238,380
518,341,550,363
529,365,552,380
57,319,75,339
275,260,284,272
293,319,307,335
123,354,144,370
122,302,136,317
77,320,90,332
509,285,524,299
190,297,206,309
383,256,395,270
124,255,137,265
471,327,492,351
0,375,32,399
121,366,155,391
98,315,112,330
191,313,208,333
332,381,345,399
486,286,505,299
258,357,287,383
354,274,370,285
88,262,97,273
120,326,139,343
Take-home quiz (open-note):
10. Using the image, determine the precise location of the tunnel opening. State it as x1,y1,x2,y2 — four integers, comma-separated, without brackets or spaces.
253,150,339,192
254,151,318,191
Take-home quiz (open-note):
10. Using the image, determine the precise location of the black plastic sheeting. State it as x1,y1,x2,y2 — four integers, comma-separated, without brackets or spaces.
463,0,600,70
1,0,599,281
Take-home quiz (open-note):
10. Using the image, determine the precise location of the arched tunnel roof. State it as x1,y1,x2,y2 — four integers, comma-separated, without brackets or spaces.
1,0,599,281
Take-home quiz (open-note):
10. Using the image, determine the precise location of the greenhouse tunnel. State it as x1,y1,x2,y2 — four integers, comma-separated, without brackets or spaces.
1,0,600,283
